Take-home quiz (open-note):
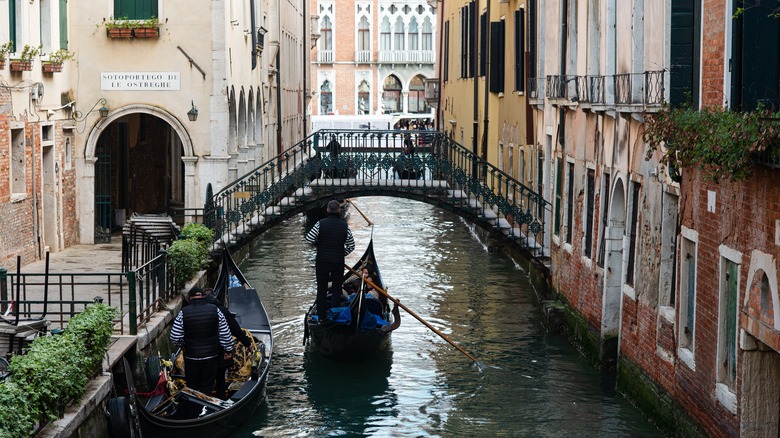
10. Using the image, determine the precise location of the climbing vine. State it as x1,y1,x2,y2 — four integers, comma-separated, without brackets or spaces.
643,104,780,183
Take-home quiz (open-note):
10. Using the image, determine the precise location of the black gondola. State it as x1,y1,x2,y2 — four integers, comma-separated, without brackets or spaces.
303,240,400,361
112,248,273,438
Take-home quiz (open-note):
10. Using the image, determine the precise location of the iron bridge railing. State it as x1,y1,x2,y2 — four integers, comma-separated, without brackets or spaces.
207,129,550,256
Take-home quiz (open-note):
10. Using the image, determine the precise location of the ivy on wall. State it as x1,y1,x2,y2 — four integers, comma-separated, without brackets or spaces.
644,104,780,183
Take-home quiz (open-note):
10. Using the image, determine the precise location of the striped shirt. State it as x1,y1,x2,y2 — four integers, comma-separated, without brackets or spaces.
170,306,234,360
305,221,355,256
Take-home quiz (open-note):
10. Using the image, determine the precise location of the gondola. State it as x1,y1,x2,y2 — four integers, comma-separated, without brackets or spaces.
303,240,400,361
304,198,351,223
110,248,273,438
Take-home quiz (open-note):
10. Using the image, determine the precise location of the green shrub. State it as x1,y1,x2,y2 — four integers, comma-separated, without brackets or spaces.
179,222,214,255
0,304,116,438
168,239,205,285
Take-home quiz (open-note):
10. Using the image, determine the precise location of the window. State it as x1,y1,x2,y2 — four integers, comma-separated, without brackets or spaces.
730,2,780,111
660,192,679,306
679,232,697,353
382,75,402,113
597,173,611,267
565,161,574,244
357,16,370,52
444,21,450,82
408,17,419,51
422,18,433,51
65,138,72,170
528,0,537,87
519,150,525,184
393,16,405,50
380,17,391,51
490,20,505,93
9,0,20,51
114,0,158,19
554,158,562,237
514,8,525,92
584,168,595,258
320,80,333,114
718,254,739,390
41,0,52,53
320,16,333,51
479,13,487,77
626,181,641,286
358,80,370,115
408,75,428,113
460,2,476,78
498,143,505,170
670,0,701,107
11,128,25,195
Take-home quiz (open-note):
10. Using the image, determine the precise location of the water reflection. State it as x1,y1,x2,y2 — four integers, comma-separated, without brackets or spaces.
236,197,662,437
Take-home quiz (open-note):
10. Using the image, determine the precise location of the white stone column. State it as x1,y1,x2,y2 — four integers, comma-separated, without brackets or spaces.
402,91,409,114
77,157,97,244
182,156,199,222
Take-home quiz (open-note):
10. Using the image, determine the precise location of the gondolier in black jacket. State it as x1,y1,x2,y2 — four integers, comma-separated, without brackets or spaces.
305,200,356,320
170,287,235,395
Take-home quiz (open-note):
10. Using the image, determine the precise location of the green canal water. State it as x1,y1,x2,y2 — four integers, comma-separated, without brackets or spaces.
232,197,663,437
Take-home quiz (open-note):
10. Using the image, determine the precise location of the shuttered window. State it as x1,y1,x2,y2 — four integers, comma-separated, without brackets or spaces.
731,1,780,111
489,20,505,93
554,158,562,236
444,21,450,82
114,0,158,20
585,169,595,258
514,9,525,92
670,0,701,107
479,13,487,77
59,0,68,49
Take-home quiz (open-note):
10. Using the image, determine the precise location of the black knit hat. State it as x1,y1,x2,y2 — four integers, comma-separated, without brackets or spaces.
188,287,205,298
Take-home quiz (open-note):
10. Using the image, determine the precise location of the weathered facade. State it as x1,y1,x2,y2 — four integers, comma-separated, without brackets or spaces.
0,0,310,266
438,0,533,194
311,0,436,118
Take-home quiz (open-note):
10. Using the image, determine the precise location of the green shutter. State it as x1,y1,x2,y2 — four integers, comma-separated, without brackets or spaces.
739,3,780,111
489,20,505,93
670,0,701,107
725,260,738,384
554,158,562,235
114,0,158,19
9,0,16,52
60,0,68,49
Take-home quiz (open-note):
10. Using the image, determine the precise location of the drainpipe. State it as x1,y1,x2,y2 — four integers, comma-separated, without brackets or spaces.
480,0,490,161
302,0,308,138
471,0,479,178
31,127,41,259
434,0,444,132
276,48,283,155
250,0,258,70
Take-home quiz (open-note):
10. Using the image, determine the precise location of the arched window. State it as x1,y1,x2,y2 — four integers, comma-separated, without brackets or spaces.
358,16,370,52
321,16,333,51
422,17,433,51
320,80,333,114
393,17,405,50
382,75,402,113
380,17,391,51
358,80,370,115
408,17,419,51
408,75,429,113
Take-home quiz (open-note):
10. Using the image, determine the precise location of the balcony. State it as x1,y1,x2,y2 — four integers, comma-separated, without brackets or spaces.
613,70,665,110
317,50,334,64
378,50,434,65
573,76,605,104
355,50,372,64
528,77,545,102
424,78,440,107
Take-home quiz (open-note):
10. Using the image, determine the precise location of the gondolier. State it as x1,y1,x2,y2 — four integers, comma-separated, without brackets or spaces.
169,287,235,394
305,200,356,320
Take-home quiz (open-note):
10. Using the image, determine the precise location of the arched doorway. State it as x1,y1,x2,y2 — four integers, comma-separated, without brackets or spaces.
408,74,429,114
602,176,626,364
85,106,195,243
382,75,402,113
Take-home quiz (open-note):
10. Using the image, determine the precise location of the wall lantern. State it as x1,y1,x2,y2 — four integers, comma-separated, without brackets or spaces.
98,103,109,118
188,101,199,121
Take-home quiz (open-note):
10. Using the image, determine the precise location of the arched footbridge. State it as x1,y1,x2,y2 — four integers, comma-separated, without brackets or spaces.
205,129,551,261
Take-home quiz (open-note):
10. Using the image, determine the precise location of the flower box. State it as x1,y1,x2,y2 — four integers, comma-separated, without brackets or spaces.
9,61,32,71
106,28,133,38
132,27,159,38
42,62,63,73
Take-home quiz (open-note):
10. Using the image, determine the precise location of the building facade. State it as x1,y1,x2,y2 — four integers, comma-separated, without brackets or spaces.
438,0,534,216
311,0,436,118
0,0,310,266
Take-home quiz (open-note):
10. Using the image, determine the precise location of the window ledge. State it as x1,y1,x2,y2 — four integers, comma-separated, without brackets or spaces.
678,348,695,370
622,284,636,300
10,193,27,203
659,305,675,324
716,383,737,414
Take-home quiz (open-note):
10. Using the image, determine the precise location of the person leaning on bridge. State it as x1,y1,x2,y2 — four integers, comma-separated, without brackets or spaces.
169,287,235,395
305,200,356,321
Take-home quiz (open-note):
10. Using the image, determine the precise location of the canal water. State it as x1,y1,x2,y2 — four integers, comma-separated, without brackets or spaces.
234,197,663,437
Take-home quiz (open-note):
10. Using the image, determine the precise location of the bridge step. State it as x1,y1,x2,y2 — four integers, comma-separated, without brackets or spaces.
310,178,450,189
278,197,298,207
294,188,313,197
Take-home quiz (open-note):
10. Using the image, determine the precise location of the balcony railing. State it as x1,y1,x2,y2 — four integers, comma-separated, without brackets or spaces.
614,74,632,105
378,50,435,64
644,70,664,105
528,77,545,100
318,50,334,64
573,75,605,104
355,50,372,64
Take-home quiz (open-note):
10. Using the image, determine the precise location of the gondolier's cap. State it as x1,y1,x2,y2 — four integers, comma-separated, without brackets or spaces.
188,287,206,298
327,200,341,214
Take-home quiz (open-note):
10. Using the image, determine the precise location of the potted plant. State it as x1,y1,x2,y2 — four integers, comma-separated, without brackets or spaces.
42,48,75,73
0,41,13,69
132,16,160,38
104,17,133,38
10,44,41,72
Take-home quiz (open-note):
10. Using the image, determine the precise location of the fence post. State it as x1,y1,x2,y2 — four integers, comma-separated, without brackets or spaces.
0,268,6,313
128,272,137,335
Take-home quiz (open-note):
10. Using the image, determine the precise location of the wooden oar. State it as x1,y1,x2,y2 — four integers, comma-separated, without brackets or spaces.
344,264,478,363
347,200,373,226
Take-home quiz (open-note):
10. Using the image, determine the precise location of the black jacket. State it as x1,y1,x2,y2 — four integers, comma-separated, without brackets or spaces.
180,300,221,358
314,215,349,266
